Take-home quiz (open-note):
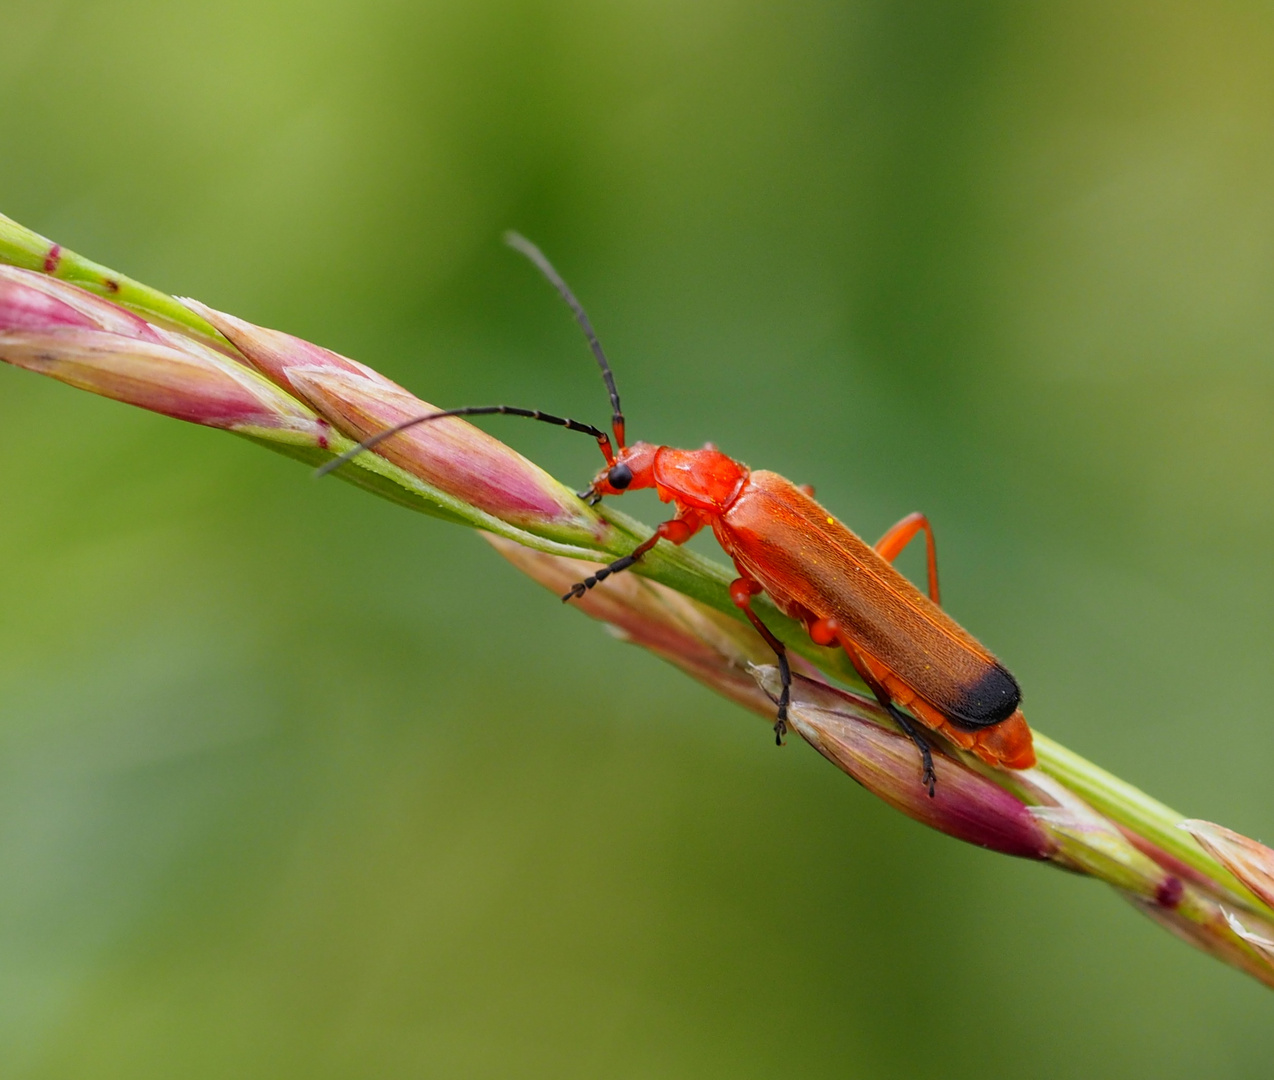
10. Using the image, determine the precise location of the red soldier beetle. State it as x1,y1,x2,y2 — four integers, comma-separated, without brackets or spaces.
318,233,1036,795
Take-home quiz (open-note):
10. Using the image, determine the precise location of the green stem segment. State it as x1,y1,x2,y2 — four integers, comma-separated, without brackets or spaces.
0,213,220,340
1033,734,1265,913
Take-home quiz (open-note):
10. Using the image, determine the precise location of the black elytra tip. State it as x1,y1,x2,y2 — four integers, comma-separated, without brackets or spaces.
946,664,1021,730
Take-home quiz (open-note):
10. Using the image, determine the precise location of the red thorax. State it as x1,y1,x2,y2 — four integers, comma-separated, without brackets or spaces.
592,441,750,515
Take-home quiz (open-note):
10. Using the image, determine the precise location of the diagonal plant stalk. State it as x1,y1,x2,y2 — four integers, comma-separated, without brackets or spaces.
2,211,1273,988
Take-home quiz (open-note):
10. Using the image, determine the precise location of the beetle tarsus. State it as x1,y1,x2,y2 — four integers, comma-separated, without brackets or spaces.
920,748,937,798
561,552,641,602
842,645,941,797
773,657,790,746
730,578,794,750
888,705,937,798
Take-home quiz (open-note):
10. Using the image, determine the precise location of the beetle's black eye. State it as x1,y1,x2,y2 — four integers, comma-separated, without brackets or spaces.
608,463,633,490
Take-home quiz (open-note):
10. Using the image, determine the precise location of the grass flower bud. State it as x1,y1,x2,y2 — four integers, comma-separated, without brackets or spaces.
0,268,325,440
765,670,1056,859
187,301,604,542
1181,821,1274,912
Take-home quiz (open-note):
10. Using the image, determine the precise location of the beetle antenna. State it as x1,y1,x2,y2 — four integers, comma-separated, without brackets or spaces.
504,231,626,450
313,405,615,479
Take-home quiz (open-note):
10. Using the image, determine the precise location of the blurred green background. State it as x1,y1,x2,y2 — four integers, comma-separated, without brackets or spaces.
2,1,1272,1076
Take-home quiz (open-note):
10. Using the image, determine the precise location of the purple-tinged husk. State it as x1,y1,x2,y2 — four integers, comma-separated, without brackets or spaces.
187,300,604,542
0,267,325,440
758,668,1057,860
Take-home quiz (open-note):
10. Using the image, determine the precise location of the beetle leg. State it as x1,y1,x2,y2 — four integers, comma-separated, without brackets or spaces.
561,532,659,601
841,642,937,797
874,511,940,606
561,514,701,601
728,577,790,746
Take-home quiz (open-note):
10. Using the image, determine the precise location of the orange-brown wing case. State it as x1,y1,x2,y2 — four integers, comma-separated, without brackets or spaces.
715,471,1020,729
